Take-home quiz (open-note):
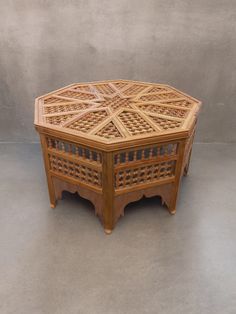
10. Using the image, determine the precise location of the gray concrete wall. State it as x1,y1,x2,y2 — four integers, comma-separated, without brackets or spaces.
0,0,235,142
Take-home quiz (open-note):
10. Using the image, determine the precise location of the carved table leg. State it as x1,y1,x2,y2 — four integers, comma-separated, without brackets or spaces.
184,147,193,176
102,152,115,234
40,134,57,208
167,140,186,215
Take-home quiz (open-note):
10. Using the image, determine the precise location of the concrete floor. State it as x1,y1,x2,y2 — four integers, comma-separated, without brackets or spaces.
0,143,236,314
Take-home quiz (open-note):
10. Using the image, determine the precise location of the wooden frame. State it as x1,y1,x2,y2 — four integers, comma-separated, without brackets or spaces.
34,80,201,234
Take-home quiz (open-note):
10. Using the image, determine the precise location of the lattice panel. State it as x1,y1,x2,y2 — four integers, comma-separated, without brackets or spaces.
147,86,169,93
93,84,116,95
148,115,182,130
114,143,178,165
36,80,201,144
112,82,129,89
137,104,188,118
44,97,72,104
66,110,108,132
72,85,92,92
45,113,77,125
118,111,155,135
49,154,102,188
47,137,102,163
95,121,123,139
98,96,132,111
138,92,181,102
44,102,92,114
115,160,176,190
122,84,149,96
160,99,193,108
58,90,98,101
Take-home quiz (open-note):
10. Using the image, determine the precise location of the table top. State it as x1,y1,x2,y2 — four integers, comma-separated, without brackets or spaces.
34,80,201,149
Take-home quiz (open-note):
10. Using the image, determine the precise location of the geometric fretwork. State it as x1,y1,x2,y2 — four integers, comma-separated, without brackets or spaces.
148,115,183,130
44,102,92,114
35,79,201,144
66,110,108,133
98,96,132,112
115,160,176,190
49,153,102,188
95,121,123,139
118,111,155,135
137,103,188,118
45,113,78,125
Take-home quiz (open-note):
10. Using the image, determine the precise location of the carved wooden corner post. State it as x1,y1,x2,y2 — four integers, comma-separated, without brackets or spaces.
183,126,196,177
184,146,193,176
102,151,115,234
39,134,56,208
168,140,186,215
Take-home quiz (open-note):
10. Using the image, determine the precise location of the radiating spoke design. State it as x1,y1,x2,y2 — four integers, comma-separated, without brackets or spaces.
36,80,201,143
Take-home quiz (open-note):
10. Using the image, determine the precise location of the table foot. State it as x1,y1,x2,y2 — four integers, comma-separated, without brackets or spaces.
50,203,56,209
104,229,112,235
183,167,189,176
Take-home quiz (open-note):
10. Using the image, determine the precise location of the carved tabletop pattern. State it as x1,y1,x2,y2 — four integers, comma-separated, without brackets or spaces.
35,80,201,145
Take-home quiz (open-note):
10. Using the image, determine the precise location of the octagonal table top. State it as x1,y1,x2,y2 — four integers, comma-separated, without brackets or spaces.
34,80,201,149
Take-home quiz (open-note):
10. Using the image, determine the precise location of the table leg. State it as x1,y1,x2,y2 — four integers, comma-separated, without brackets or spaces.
40,134,57,208
102,151,115,234
167,140,186,214
184,147,193,176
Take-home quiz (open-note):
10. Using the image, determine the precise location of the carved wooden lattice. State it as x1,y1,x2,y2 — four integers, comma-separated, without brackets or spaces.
35,80,201,144
114,143,178,190
137,92,181,102
95,121,123,139
45,113,77,125
114,143,178,164
44,102,92,114
68,110,108,132
47,137,102,163
49,154,102,188
137,104,188,118
115,160,176,190
47,137,102,189
58,90,99,101
117,111,155,135
98,96,132,111
148,115,183,130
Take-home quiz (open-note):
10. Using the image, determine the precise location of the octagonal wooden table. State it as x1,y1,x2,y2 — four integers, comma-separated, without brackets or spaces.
34,80,201,234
